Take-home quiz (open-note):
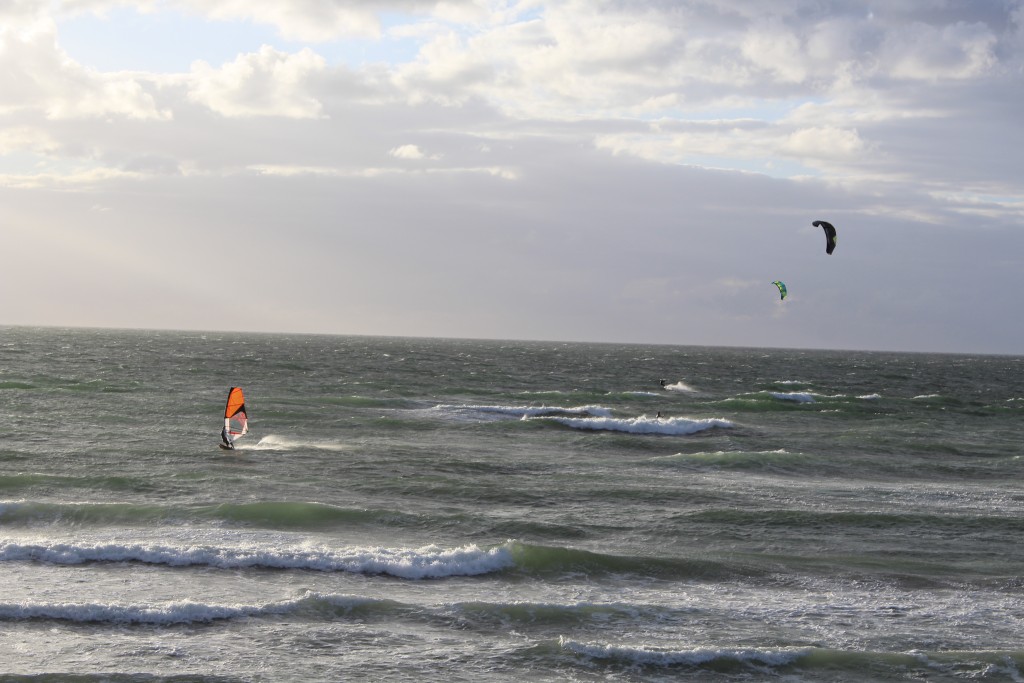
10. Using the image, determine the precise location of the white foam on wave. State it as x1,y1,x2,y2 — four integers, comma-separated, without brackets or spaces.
0,539,515,579
538,415,732,435
559,637,810,667
0,598,290,625
0,591,378,625
250,435,348,452
434,404,613,420
661,449,791,461
663,381,697,393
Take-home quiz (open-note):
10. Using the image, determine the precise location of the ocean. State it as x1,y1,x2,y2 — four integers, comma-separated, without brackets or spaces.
1,326,1022,682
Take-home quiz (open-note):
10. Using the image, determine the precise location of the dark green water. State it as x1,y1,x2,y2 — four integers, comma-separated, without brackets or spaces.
1,327,1022,681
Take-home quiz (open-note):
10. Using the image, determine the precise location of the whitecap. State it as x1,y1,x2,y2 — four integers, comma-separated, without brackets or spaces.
433,404,613,420
251,435,348,452
558,637,810,667
537,414,732,436
0,539,516,580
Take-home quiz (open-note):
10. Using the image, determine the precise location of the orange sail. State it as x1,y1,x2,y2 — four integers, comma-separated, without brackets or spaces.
221,387,248,449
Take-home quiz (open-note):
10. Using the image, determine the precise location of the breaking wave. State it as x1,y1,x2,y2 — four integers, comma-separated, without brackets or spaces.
534,414,733,435
432,403,613,421
559,637,811,668
0,539,514,579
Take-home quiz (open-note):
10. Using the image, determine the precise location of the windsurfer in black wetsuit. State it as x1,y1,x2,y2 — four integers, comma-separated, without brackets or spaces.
220,427,234,450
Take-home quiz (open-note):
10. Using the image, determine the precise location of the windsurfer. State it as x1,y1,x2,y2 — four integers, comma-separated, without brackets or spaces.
219,386,248,450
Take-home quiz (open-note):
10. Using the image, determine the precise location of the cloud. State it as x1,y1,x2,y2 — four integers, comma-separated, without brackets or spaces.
0,166,147,190
389,143,445,160
0,16,168,120
741,21,808,84
0,126,58,155
594,120,870,181
1,0,1022,352
881,21,997,81
163,0,503,42
393,1,689,114
782,126,867,161
186,45,327,118
177,0,389,41
390,143,427,159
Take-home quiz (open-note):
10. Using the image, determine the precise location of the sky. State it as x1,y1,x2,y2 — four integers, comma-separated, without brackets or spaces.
1,0,1022,354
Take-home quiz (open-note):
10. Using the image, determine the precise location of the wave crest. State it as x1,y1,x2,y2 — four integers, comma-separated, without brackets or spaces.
0,539,515,579
536,415,733,435
559,637,811,668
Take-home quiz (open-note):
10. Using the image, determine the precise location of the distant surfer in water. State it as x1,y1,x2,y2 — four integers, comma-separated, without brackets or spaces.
660,379,668,387
220,427,234,450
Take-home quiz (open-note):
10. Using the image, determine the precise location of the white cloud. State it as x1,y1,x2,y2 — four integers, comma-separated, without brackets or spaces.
0,166,146,190
390,143,426,159
393,1,689,116
0,16,168,120
741,22,807,84
782,126,867,161
187,45,327,118
178,0,387,41
594,120,870,178
169,0,511,42
0,126,57,155
246,162,511,178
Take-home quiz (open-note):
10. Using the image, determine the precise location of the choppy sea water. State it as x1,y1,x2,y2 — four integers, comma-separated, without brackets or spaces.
1,327,1022,682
